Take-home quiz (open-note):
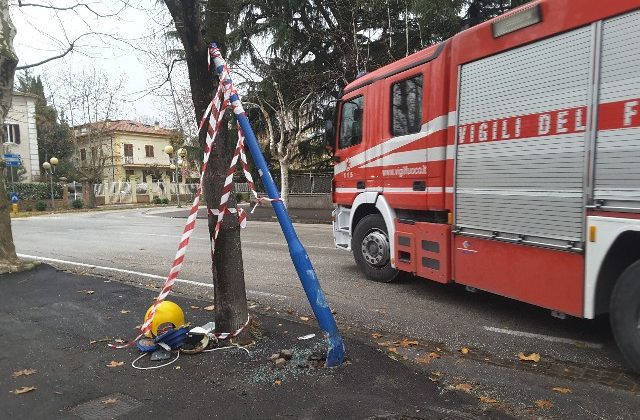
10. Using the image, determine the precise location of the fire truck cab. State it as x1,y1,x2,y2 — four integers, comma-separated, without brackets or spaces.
327,0,640,373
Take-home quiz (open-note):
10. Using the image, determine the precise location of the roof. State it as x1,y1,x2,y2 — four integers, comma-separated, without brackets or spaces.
12,91,42,100
74,120,176,137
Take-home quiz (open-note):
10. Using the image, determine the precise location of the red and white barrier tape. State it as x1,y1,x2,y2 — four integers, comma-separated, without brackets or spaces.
111,48,266,349
111,83,231,348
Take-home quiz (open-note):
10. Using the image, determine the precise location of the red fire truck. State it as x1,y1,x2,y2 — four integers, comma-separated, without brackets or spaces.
327,0,640,372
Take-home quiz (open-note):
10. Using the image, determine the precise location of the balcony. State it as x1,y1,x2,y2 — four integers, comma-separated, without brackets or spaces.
123,156,134,164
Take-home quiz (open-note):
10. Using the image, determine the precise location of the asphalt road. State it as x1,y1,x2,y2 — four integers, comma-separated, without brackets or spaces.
10,207,640,418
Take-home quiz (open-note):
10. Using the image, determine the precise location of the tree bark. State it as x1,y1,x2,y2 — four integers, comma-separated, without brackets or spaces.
163,0,249,341
0,0,20,269
279,160,289,208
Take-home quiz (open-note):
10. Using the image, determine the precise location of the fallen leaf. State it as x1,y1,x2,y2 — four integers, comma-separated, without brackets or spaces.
375,309,387,314
203,305,215,311
11,369,37,378
299,316,310,321
535,399,554,409
552,387,572,394
331,309,337,315
460,347,470,355
77,289,94,295
190,306,200,310
286,308,294,314
518,352,541,363
387,347,399,354
397,338,419,348
371,333,383,339
415,352,441,364
479,396,498,404
102,397,118,405
120,310,130,314
454,383,473,393
274,380,282,386
11,386,36,395
106,361,124,368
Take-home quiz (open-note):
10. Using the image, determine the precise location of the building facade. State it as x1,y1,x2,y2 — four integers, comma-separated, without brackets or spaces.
2,92,40,182
74,120,176,182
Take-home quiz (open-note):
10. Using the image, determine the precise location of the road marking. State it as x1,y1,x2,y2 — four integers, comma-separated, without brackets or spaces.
17,253,289,300
135,232,337,250
483,326,603,349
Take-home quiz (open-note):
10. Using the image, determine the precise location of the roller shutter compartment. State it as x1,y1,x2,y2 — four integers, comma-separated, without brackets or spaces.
455,26,592,247
594,10,640,209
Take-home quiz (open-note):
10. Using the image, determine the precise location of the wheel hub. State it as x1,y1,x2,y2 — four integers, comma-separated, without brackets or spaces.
361,230,390,267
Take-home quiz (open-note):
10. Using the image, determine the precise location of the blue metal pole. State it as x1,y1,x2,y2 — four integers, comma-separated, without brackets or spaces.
210,43,344,367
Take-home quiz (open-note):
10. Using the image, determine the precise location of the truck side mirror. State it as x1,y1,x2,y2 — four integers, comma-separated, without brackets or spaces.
324,119,335,152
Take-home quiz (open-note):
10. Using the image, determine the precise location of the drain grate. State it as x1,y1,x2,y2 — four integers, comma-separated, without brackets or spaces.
70,393,143,420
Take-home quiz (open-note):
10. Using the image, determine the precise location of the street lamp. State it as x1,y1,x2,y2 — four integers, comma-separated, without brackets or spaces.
164,145,181,207
42,156,58,209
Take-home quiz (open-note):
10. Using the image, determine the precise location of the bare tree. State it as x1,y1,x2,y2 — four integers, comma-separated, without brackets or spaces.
56,68,123,208
0,0,21,271
0,0,131,269
249,87,315,208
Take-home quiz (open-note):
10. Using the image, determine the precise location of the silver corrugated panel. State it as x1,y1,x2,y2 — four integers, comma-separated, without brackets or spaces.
595,10,640,208
456,26,592,244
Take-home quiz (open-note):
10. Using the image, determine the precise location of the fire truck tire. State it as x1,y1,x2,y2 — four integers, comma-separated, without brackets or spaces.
352,214,398,283
610,260,640,374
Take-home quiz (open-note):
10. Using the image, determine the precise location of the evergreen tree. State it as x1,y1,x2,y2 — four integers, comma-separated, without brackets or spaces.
17,71,74,180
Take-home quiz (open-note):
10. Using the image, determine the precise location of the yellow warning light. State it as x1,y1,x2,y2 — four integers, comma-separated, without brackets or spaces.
589,226,597,242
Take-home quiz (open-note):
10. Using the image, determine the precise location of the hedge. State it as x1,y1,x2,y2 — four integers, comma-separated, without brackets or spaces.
5,182,63,200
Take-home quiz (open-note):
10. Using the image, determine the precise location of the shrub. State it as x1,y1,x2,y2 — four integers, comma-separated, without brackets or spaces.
235,192,249,203
7,183,62,200
153,196,162,204
161,198,169,205
71,199,84,209
35,200,47,211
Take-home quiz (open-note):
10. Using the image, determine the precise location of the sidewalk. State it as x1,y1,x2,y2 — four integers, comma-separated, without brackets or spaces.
151,204,333,224
0,265,498,419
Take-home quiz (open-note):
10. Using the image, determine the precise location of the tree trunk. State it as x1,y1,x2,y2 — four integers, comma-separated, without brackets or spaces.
0,0,20,269
163,0,249,342
279,160,289,208
83,181,97,208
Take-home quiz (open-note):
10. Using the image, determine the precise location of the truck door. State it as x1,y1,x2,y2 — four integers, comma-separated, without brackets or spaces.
379,69,429,210
333,88,369,205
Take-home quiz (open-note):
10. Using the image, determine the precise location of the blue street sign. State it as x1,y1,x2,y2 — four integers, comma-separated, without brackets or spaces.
10,192,19,203
3,153,21,167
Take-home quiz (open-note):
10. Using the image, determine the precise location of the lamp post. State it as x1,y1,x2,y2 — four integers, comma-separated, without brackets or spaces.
42,156,58,209
164,145,180,207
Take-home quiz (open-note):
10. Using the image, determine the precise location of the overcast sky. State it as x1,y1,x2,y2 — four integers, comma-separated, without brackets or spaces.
10,0,190,127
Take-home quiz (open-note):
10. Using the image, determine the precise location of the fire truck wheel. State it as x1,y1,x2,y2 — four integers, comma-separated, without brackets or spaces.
610,260,640,374
352,214,398,283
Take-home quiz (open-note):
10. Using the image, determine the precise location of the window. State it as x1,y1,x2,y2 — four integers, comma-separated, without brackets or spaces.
124,143,133,157
339,95,364,149
91,147,98,162
145,145,154,157
125,169,135,179
80,149,86,161
3,124,20,144
391,75,423,136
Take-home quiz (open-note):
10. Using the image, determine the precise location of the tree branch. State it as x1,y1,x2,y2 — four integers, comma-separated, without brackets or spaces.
16,0,127,18
15,32,92,70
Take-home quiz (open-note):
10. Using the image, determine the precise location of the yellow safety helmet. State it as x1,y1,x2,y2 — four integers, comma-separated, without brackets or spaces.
144,301,186,337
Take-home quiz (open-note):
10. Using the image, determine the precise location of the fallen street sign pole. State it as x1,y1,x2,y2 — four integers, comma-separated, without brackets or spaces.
209,43,345,367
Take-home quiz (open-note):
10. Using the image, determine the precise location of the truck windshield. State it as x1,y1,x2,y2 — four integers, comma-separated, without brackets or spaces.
339,95,364,149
